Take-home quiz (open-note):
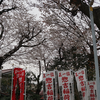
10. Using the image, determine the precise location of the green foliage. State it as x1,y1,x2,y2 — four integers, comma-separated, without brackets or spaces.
0,74,11,100
48,46,95,80
49,46,88,70
26,72,42,100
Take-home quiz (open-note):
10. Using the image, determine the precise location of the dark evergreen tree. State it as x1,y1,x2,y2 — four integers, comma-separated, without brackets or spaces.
48,46,95,80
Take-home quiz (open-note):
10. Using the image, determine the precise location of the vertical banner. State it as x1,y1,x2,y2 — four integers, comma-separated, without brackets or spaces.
58,70,74,100
11,68,24,100
45,71,57,100
43,73,47,100
18,70,25,100
12,68,22,100
75,68,87,100
87,81,97,100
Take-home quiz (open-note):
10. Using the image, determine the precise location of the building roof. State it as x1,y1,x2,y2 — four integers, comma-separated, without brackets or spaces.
2,69,12,75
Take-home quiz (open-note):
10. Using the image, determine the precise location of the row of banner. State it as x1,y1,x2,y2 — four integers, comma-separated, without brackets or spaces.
11,68,25,100
43,68,97,100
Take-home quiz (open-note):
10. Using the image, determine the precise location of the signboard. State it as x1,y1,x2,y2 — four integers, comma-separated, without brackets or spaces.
87,81,97,100
75,69,87,100
45,71,56,100
12,68,25,100
43,68,97,100
58,70,74,100
12,68,23,100
18,70,25,100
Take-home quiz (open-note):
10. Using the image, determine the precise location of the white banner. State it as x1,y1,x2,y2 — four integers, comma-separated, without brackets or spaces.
58,70,74,100
75,68,87,100
45,71,57,100
87,81,97,100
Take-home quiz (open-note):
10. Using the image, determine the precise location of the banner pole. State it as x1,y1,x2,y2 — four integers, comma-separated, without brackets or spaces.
84,68,88,100
25,67,27,100
55,68,58,100
89,2,100,100
72,70,74,100
0,69,2,92
11,68,14,100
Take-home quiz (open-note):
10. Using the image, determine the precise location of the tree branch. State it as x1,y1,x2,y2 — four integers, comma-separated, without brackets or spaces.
0,0,3,5
53,0,100,30
72,1,100,30
0,22,4,39
22,38,45,47
52,0,71,12
0,6,17,15
3,40,23,60
97,47,100,50
23,29,42,43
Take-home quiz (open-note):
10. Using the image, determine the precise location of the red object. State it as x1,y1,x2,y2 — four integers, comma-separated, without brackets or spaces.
46,78,52,84
47,96,53,100
75,72,78,77
81,70,84,74
90,89,94,94
64,94,70,100
81,86,85,91
43,73,46,78
12,68,25,100
80,81,84,86
59,73,62,77
50,72,54,77
63,89,70,94
47,90,53,95
47,84,52,90
82,92,85,97
78,75,84,81
66,72,70,76
62,77,68,83
89,85,94,89
18,70,25,100
91,98,95,100
63,83,68,88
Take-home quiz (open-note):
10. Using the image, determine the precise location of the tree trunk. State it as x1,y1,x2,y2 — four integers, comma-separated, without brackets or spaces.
0,57,4,69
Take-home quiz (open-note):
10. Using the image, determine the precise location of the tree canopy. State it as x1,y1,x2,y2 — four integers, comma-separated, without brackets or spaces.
34,0,100,77
0,0,46,69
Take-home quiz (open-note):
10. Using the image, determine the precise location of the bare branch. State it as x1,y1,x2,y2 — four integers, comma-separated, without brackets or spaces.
97,47,100,50
23,29,42,43
3,40,23,60
0,6,17,15
22,38,46,47
90,0,94,6
0,22,4,39
0,0,3,5
52,0,71,12
27,22,31,36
